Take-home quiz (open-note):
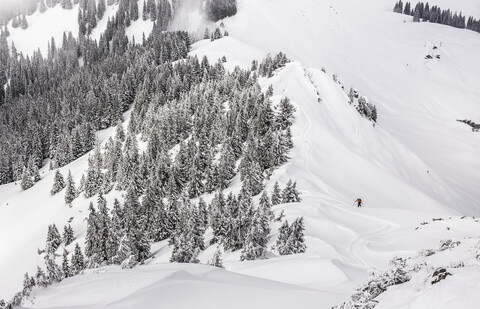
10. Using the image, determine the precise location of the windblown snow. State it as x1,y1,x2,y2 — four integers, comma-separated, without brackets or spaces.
1,0,480,308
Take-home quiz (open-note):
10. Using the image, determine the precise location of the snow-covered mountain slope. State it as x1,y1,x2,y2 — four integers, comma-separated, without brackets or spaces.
7,4,79,56
1,0,480,307
224,0,480,215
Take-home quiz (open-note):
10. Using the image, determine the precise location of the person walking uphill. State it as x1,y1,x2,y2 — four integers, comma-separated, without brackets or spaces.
354,198,362,208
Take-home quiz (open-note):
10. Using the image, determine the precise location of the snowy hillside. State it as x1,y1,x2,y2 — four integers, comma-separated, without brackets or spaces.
6,1,154,56
1,0,480,308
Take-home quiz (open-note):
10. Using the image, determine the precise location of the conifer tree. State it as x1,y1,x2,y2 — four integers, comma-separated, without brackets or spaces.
142,0,148,20
209,191,227,244
259,190,274,220
20,166,33,190
276,217,306,255
63,224,74,246
44,242,64,282
84,202,98,265
209,247,224,268
62,249,71,278
240,208,269,261
288,217,307,254
271,181,282,205
71,243,85,275
51,169,66,195
97,0,106,19
32,163,41,183
35,266,49,288
123,187,150,263
22,272,34,297
130,0,139,20
20,14,28,30
65,170,77,204
114,234,133,266
277,97,296,130
46,224,62,252
276,220,290,255
281,179,301,203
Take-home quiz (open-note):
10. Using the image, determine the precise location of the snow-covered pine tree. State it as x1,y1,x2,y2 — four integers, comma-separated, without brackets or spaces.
84,155,100,198
20,166,33,190
276,220,291,255
170,196,203,263
276,97,296,130
281,179,301,203
35,266,50,288
96,194,113,264
198,197,209,228
44,242,64,283
84,202,99,266
209,191,227,244
287,217,307,254
271,181,282,205
64,170,77,204
51,169,66,195
116,132,143,195
240,207,269,261
31,162,41,183
142,0,148,20
22,272,34,297
242,160,264,196
259,190,274,220
97,0,106,19
46,224,62,252
130,0,139,21
70,243,85,275
20,14,28,30
62,224,74,246
62,249,71,278
123,187,150,263
209,247,224,268
61,0,73,9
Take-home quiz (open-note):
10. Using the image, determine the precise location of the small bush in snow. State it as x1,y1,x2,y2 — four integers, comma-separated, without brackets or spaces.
334,257,410,309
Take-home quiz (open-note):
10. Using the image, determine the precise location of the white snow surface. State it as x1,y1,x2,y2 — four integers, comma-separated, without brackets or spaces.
1,0,480,307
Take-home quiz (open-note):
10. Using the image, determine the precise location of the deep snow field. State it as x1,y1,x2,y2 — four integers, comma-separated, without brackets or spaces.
1,0,480,308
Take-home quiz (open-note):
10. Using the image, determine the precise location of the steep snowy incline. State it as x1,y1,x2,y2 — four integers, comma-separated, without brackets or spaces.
225,0,480,214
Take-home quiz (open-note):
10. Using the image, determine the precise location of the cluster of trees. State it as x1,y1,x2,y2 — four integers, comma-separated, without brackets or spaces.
41,45,304,269
457,119,480,132
0,22,190,186
0,0,37,28
204,26,229,41
74,179,301,269
393,1,480,33
10,14,28,30
3,222,80,308
348,88,377,123
3,176,304,307
257,52,290,78
205,0,237,22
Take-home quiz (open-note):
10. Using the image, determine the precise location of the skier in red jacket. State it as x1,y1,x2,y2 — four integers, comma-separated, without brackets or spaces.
355,198,362,208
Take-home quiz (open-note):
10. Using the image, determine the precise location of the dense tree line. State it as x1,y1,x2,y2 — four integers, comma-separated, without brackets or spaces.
205,0,237,22
0,21,189,185
393,1,480,33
